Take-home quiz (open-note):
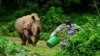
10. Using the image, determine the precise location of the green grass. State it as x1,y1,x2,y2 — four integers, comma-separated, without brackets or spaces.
7,36,61,56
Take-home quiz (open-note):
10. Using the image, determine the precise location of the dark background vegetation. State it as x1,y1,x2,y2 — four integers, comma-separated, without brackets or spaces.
0,0,100,33
0,0,100,21
0,0,100,56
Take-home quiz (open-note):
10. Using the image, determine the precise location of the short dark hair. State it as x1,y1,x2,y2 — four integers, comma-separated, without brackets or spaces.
65,19,72,25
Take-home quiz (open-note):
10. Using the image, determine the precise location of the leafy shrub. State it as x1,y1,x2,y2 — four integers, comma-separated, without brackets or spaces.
42,7,67,32
0,36,29,56
55,22,100,56
0,21,18,36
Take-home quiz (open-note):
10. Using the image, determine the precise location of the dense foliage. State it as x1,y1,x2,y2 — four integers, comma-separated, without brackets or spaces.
55,19,100,56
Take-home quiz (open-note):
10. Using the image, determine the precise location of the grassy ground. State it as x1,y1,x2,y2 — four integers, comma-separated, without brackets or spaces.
9,37,61,56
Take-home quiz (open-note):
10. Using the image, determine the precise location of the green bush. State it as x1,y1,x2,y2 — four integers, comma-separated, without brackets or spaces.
0,36,30,56
42,7,67,32
55,22,100,56
0,21,18,36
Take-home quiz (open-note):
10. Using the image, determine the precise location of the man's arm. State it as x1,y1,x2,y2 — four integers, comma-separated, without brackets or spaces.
50,24,64,37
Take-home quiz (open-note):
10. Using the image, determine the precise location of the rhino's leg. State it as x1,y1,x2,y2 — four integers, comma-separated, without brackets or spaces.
33,28,40,46
34,34,40,46
24,29,33,45
19,34,27,45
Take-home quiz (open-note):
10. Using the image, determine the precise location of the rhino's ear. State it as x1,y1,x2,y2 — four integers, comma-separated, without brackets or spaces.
31,16,35,20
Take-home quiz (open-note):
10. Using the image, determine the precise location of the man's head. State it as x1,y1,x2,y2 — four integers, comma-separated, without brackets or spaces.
65,19,72,26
